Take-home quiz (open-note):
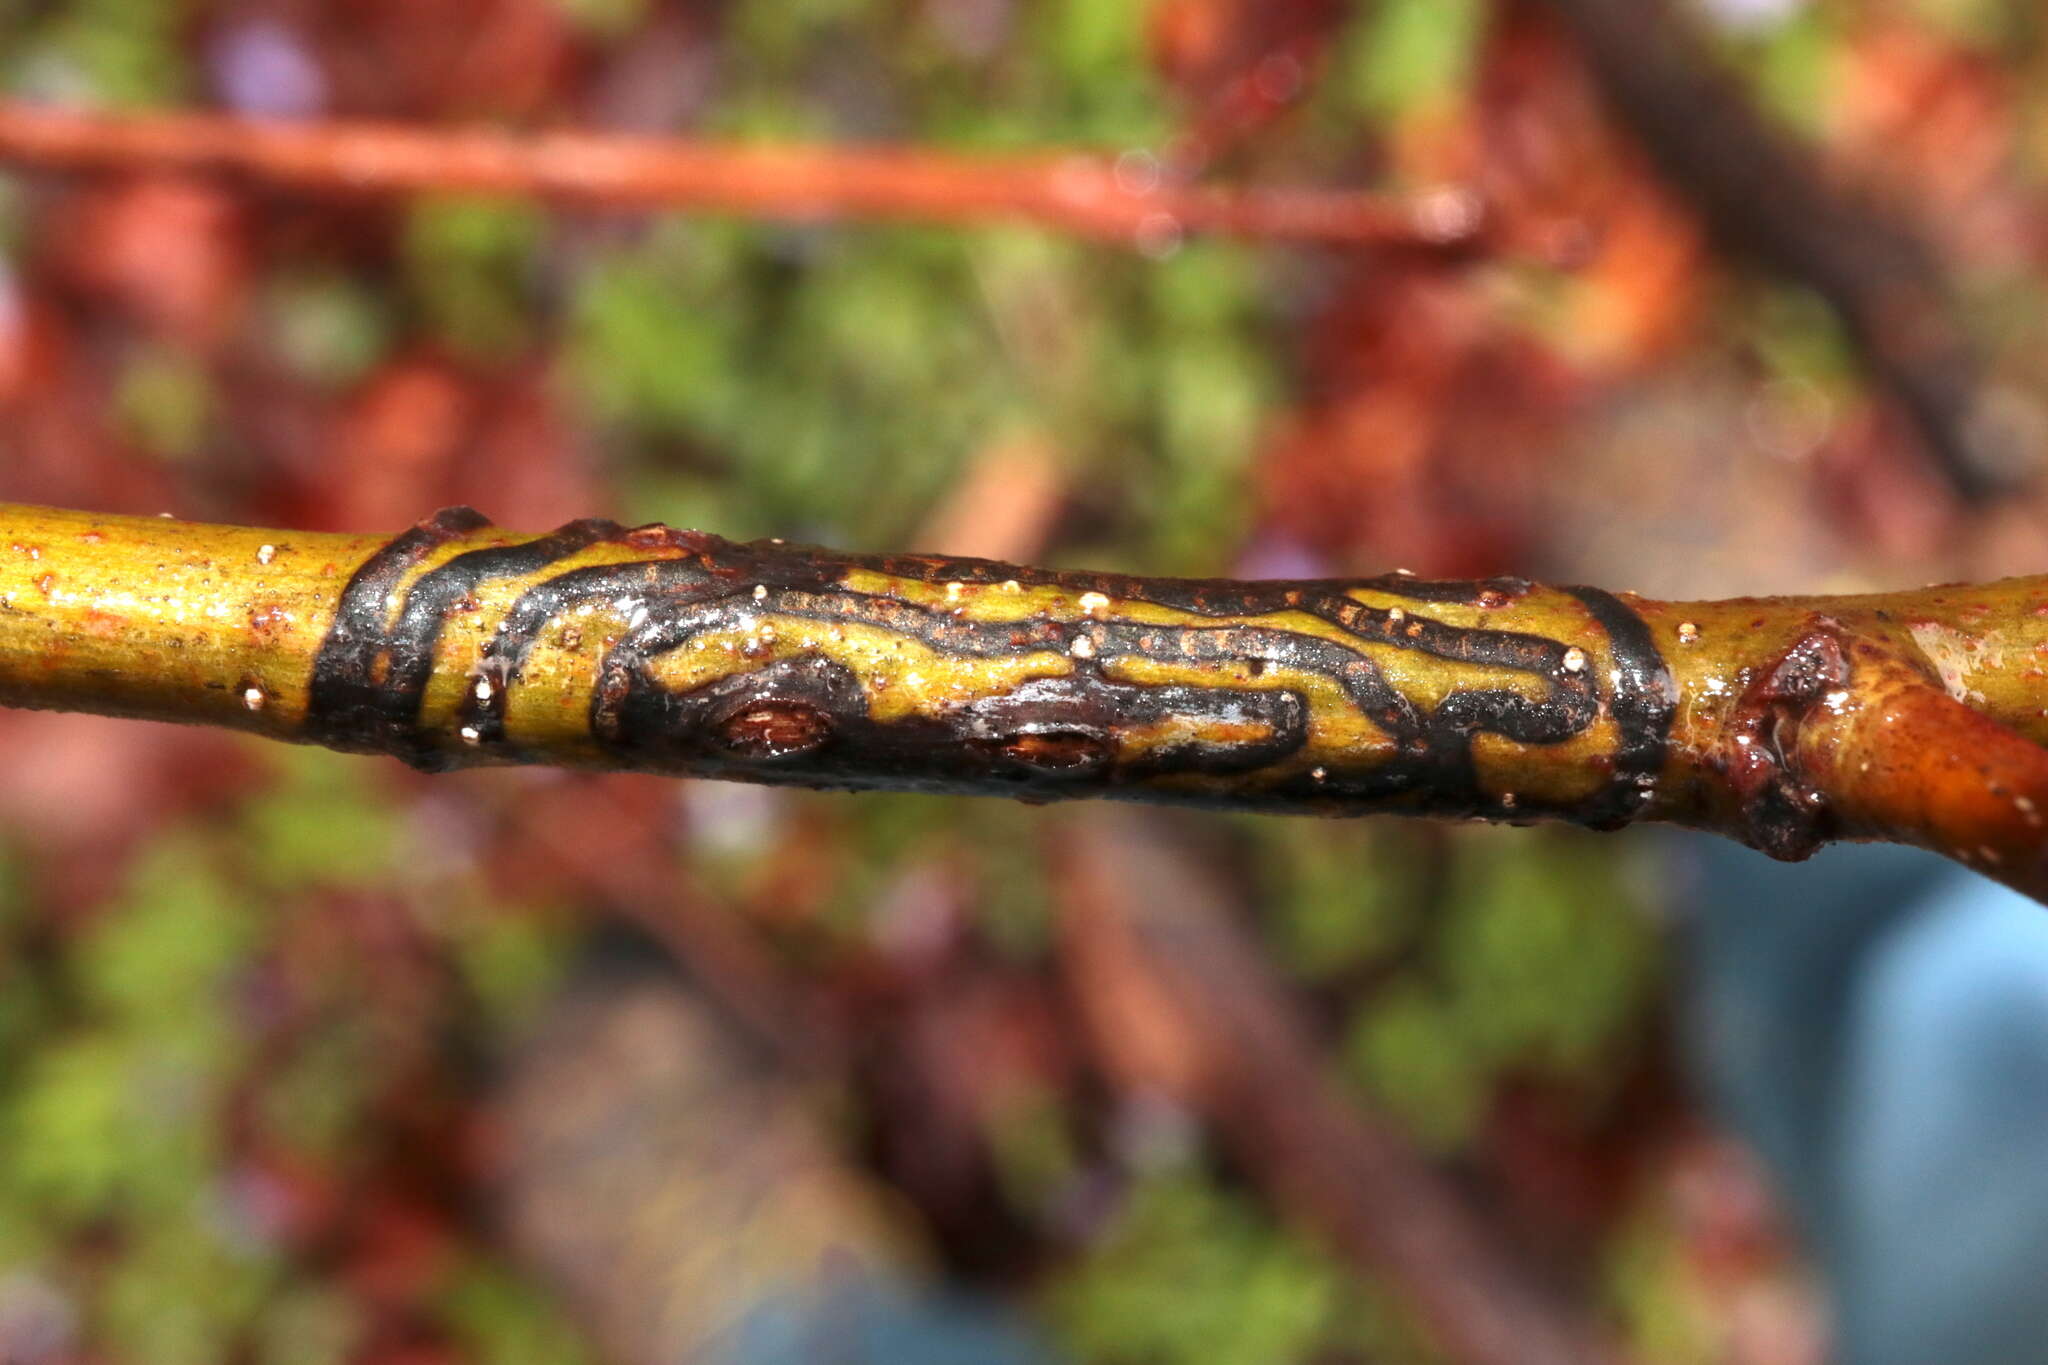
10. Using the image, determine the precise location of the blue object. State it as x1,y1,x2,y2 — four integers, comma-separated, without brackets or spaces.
1679,834,2048,1365
723,1278,1056,1365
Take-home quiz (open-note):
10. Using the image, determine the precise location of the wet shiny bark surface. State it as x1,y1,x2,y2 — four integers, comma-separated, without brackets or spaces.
8,501,2048,900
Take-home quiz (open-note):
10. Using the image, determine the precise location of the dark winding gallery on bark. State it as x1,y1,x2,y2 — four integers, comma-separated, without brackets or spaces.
4,502,2048,901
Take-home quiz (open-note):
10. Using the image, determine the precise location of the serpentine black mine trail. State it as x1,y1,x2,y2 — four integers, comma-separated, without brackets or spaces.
305,508,1676,827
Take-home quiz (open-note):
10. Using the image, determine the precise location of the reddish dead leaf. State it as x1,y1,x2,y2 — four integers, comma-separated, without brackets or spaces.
450,361,603,531
0,711,260,918
1260,262,1578,575
0,301,178,513
312,0,579,122
1149,0,1343,170
43,176,249,349
1836,21,2015,251
312,352,477,530
1808,404,1963,560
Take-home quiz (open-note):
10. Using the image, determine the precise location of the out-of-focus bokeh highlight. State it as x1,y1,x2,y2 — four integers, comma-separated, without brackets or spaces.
1,1,2047,1361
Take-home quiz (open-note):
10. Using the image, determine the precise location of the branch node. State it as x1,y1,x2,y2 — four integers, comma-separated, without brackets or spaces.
1723,621,1851,861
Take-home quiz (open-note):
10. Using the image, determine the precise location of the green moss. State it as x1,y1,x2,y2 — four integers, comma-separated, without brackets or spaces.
115,343,214,463
550,0,651,41
986,1085,1081,1212
0,842,47,1076
7,0,189,107
1901,0,2014,46
1435,830,1659,1081
1605,1205,1713,1364
572,205,1274,567
1340,0,1486,120
1046,1174,1383,1365
251,1286,365,1365
98,1224,272,1365
252,1019,379,1164
6,1023,236,1233
1023,0,1164,143
236,747,404,893
6,1033,138,1222
1260,821,1424,980
438,1262,594,1365
448,904,579,1030
727,0,881,71
402,197,548,359
1342,978,1488,1150
974,805,1058,960
1745,8,1842,138
262,273,393,389
80,835,255,1042
1329,829,1662,1149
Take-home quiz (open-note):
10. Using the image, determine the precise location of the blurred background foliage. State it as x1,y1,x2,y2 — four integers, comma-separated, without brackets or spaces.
0,0,2043,1360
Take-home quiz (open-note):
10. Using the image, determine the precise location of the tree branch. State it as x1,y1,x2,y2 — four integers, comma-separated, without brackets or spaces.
5,501,2047,897
0,103,1481,252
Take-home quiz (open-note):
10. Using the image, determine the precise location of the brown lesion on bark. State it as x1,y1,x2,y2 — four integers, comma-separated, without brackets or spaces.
717,700,836,760
1716,622,1852,862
